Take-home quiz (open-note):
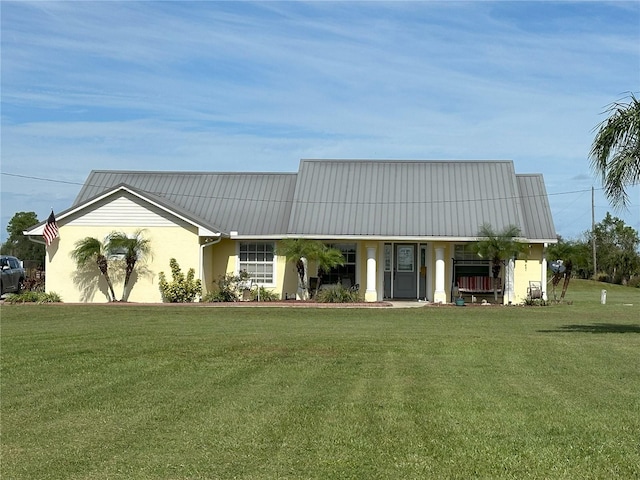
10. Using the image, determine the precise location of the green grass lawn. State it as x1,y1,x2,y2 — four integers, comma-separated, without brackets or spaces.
2,280,639,479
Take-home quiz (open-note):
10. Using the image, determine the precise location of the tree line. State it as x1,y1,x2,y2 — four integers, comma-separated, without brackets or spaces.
547,213,640,286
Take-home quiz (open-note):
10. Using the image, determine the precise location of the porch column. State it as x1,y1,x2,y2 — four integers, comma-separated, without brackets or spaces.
505,258,515,304
433,246,447,303
365,245,377,302
541,243,548,301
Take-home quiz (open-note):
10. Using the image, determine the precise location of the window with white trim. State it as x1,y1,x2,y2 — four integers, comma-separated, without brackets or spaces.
239,242,275,284
321,243,357,286
454,244,479,261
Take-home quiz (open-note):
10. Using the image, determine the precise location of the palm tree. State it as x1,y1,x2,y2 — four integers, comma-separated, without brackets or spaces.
474,224,528,301
314,244,346,296
70,236,117,302
276,239,319,300
547,244,571,302
107,229,151,301
276,239,344,300
590,93,640,209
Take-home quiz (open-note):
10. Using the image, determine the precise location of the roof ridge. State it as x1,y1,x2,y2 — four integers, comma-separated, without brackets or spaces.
300,159,513,163
88,170,297,175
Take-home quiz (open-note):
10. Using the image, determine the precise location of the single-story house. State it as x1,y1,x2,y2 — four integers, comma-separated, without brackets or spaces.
25,160,557,304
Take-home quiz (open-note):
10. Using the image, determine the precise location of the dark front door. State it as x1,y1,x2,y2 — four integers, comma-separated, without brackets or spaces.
394,244,416,298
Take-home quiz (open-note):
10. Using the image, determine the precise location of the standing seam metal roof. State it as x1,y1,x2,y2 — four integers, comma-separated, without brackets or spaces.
70,161,556,240
287,160,550,239
75,171,297,236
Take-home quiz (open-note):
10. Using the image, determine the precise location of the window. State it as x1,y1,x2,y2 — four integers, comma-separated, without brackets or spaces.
453,244,490,277
397,245,415,272
454,244,479,261
321,243,356,286
384,244,392,272
239,242,275,284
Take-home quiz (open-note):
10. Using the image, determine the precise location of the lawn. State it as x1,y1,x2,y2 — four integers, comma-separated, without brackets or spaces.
2,280,639,479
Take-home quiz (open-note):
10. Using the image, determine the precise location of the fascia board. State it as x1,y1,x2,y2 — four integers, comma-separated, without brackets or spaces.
23,185,225,237
228,234,285,240
280,234,558,243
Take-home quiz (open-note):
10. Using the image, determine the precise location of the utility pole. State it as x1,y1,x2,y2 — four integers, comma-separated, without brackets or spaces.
592,186,597,278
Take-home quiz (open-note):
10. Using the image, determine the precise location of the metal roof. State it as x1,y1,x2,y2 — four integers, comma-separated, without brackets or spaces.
63,161,556,241
288,160,552,240
516,174,557,242
74,171,297,236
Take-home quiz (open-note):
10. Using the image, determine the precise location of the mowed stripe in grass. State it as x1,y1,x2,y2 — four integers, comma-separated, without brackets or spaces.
1,300,639,479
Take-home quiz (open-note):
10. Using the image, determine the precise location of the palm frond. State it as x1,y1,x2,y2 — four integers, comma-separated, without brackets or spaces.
70,237,105,266
590,93,640,209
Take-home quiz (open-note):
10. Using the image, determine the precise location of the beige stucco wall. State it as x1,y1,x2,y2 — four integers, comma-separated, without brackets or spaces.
201,239,236,296
50,229,546,304
46,224,200,303
512,244,545,304
277,253,298,300
204,239,296,300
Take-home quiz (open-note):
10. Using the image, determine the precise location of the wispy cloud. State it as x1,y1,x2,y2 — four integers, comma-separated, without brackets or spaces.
1,1,639,239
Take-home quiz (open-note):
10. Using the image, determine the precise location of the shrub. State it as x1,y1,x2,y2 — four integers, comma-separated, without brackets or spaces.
627,276,640,288
158,259,201,303
4,291,62,304
315,284,362,303
202,271,249,302
523,297,548,307
250,286,280,302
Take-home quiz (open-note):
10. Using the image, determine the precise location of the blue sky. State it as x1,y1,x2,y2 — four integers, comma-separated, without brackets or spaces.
1,1,639,242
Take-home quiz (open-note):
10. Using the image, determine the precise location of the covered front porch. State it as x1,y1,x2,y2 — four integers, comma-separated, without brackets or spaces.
359,241,448,303
360,241,544,304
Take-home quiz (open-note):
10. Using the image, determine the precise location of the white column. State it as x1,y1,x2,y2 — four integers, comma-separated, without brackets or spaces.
365,245,377,302
541,243,548,301
505,258,515,304
433,246,447,303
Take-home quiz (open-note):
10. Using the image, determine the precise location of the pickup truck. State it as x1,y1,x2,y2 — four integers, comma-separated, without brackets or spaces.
1,255,26,295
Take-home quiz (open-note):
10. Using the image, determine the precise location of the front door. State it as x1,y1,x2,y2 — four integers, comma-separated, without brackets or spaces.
394,244,416,298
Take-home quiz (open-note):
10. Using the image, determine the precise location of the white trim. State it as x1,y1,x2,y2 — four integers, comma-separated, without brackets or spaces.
23,185,223,237
283,234,557,243
228,235,285,240
235,240,277,287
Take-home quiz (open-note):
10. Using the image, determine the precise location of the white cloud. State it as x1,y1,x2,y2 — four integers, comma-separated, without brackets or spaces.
1,1,639,241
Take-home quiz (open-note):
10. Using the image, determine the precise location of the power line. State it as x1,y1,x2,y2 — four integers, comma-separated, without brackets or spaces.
1,171,638,207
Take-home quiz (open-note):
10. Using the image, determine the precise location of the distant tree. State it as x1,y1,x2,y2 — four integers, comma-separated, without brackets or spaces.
70,237,117,302
546,237,575,301
590,93,640,209
0,211,45,267
587,213,640,284
474,224,529,301
107,229,152,301
546,236,591,280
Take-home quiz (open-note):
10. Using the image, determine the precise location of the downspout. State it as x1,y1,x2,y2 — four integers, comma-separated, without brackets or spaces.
200,236,222,293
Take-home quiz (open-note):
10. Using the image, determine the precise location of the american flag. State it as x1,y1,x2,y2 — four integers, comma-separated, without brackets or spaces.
43,210,59,246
